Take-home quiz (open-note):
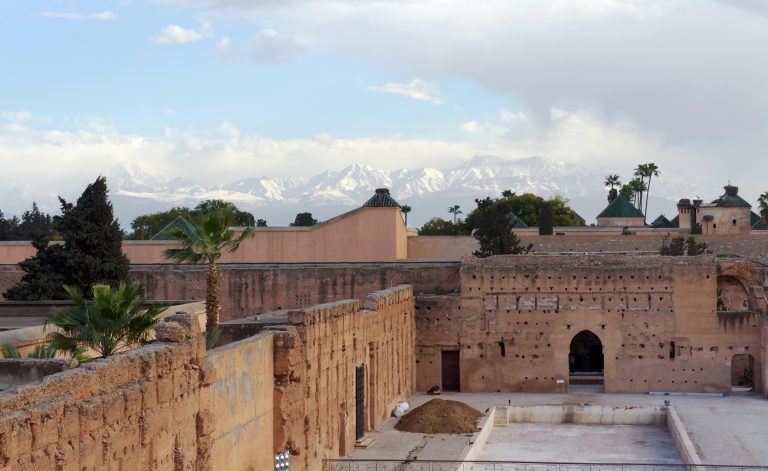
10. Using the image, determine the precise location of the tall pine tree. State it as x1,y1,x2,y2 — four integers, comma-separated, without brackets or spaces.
5,177,129,300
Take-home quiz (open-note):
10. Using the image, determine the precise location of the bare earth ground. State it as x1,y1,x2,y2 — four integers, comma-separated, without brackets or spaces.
346,391,768,465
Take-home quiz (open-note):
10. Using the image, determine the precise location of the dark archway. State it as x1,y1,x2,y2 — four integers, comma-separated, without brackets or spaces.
731,354,755,390
569,330,604,375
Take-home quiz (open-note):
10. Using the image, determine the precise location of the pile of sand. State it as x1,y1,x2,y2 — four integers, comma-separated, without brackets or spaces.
394,399,484,434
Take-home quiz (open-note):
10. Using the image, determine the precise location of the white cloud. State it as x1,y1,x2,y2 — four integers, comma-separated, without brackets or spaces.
368,79,443,104
216,29,306,63
461,121,482,133
41,11,118,21
153,22,213,45
1,111,52,124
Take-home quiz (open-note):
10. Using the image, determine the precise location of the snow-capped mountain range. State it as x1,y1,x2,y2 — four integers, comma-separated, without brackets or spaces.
108,155,702,227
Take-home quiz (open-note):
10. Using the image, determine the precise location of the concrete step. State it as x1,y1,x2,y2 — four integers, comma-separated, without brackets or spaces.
355,436,376,448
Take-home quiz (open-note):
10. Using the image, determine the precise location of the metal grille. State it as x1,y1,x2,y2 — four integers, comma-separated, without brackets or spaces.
322,461,768,471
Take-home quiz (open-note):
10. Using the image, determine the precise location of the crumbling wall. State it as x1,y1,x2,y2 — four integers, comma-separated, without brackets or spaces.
408,234,768,263
0,262,458,320
0,313,277,471
272,285,415,471
415,255,764,394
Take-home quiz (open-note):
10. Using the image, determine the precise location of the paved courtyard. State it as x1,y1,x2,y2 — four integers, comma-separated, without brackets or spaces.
475,423,681,463
347,391,768,465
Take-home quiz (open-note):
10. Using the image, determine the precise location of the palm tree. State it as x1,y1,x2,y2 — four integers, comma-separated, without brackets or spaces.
447,205,462,224
46,282,162,357
400,205,412,226
758,192,768,223
164,208,254,335
604,175,621,190
627,178,647,211
640,163,659,221
633,165,647,212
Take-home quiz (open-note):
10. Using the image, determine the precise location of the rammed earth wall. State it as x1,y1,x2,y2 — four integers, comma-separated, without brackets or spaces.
0,313,276,471
271,285,415,471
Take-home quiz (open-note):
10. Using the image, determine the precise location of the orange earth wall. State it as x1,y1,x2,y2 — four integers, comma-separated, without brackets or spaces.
0,262,458,320
271,285,415,471
415,255,767,395
0,206,407,266
0,313,276,471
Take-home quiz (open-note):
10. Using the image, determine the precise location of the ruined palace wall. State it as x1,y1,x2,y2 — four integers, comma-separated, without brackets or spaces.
207,332,274,471
415,255,763,394
132,263,456,321
272,285,415,471
0,314,208,471
408,234,768,263
0,313,277,471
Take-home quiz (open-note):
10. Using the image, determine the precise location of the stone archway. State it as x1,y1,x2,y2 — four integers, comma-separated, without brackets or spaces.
569,330,604,388
717,275,750,312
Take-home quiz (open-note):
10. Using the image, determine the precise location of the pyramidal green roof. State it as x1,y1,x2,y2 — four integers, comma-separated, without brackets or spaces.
752,211,768,230
151,216,197,240
710,185,751,208
363,188,401,208
508,212,528,228
596,196,645,219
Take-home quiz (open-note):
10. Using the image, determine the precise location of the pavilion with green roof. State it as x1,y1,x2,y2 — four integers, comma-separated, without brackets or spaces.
596,196,646,227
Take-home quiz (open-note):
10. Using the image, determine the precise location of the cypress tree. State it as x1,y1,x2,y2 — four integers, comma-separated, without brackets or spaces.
4,177,129,300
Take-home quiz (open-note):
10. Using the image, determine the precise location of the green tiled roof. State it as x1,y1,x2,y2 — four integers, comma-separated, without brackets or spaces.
651,214,672,228
669,215,680,228
151,216,197,240
752,211,768,230
508,213,528,228
596,196,644,219
363,188,401,208
710,185,751,208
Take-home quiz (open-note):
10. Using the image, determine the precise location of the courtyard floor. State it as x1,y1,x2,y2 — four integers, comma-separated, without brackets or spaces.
347,391,768,465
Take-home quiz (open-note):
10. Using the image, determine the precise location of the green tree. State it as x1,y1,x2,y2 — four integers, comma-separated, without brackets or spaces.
291,212,318,227
660,236,710,256
164,208,255,335
5,177,129,300
604,175,621,204
418,217,470,236
636,163,660,221
400,205,412,226
47,282,162,358
194,199,255,226
758,192,768,223
129,207,192,240
467,197,532,258
626,178,647,211
256,218,268,227
447,205,462,224
604,174,621,190
539,202,553,236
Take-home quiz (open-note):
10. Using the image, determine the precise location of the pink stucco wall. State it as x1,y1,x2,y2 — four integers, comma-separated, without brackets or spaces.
0,206,408,265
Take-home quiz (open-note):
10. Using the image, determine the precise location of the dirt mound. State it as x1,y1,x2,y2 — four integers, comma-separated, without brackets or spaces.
394,399,483,434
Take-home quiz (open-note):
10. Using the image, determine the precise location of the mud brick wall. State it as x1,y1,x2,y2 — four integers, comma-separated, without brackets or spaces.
0,262,459,321
0,313,277,471
272,285,415,471
207,331,274,471
409,234,768,263
415,255,766,394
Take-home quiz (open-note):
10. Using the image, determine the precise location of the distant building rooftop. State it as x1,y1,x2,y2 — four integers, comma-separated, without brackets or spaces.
363,188,401,208
597,196,645,219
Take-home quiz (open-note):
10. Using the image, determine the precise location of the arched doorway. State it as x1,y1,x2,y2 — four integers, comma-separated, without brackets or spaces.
731,354,755,392
569,330,604,390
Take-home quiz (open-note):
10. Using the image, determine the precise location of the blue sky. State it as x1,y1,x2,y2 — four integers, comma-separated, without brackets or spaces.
1,0,767,214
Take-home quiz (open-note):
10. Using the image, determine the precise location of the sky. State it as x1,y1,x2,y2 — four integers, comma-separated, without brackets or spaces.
1,0,767,214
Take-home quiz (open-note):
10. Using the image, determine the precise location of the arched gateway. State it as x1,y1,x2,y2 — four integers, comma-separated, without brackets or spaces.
569,330,604,388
